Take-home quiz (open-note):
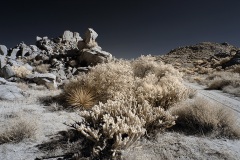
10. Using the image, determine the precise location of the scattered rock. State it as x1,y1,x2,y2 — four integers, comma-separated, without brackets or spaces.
0,55,6,68
0,65,15,79
26,73,57,89
0,84,24,100
9,48,20,59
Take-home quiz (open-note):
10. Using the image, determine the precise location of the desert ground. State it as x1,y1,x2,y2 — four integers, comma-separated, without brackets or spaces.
0,81,240,160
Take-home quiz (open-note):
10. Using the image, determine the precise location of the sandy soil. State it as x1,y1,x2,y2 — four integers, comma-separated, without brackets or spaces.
0,86,82,160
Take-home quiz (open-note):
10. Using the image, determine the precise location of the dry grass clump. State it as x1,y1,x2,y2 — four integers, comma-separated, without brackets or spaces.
35,64,50,73
0,114,38,144
64,81,96,109
171,97,240,138
12,66,31,78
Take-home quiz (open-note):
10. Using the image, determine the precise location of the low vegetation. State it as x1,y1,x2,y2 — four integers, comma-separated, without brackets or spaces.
0,114,38,144
171,97,240,138
62,56,190,159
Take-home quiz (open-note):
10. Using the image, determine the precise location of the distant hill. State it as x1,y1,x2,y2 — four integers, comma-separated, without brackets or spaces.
157,42,240,69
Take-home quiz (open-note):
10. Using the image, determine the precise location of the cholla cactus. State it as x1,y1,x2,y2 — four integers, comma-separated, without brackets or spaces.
69,95,176,158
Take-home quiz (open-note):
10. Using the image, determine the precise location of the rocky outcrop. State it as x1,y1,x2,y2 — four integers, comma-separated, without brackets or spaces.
0,28,112,89
158,42,240,74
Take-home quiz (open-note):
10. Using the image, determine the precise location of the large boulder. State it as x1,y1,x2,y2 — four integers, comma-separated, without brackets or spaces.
79,47,112,66
0,84,24,100
0,45,8,56
62,30,82,42
85,28,98,44
73,32,82,42
0,65,15,79
0,85,24,100
26,73,57,89
9,48,20,59
62,30,74,41
0,55,6,68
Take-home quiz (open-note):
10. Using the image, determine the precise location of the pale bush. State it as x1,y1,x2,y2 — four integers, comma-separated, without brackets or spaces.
135,74,188,109
12,66,31,78
132,55,182,78
69,95,176,158
171,97,240,138
35,64,50,73
75,60,134,102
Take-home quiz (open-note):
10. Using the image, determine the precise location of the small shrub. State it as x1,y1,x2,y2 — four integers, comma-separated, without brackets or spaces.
35,64,50,73
135,74,188,109
171,97,240,138
131,55,182,78
205,72,240,96
207,77,231,89
222,85,240,97
12,66,31,78
0,115,37,144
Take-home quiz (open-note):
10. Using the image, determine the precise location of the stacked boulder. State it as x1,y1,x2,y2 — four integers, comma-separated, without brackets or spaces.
78,28,112,66
0,28,112,91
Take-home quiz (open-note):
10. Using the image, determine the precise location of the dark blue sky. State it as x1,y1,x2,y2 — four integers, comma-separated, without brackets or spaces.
0,0,240,59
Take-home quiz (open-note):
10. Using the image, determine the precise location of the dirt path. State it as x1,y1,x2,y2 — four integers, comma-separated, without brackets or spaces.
184,82,240,118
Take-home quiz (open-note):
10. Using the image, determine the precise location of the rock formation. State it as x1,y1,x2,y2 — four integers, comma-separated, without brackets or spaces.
0,28,112,92
78,28,112,66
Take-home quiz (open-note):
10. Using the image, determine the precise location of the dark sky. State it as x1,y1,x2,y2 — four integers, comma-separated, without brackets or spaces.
0,0,240,59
